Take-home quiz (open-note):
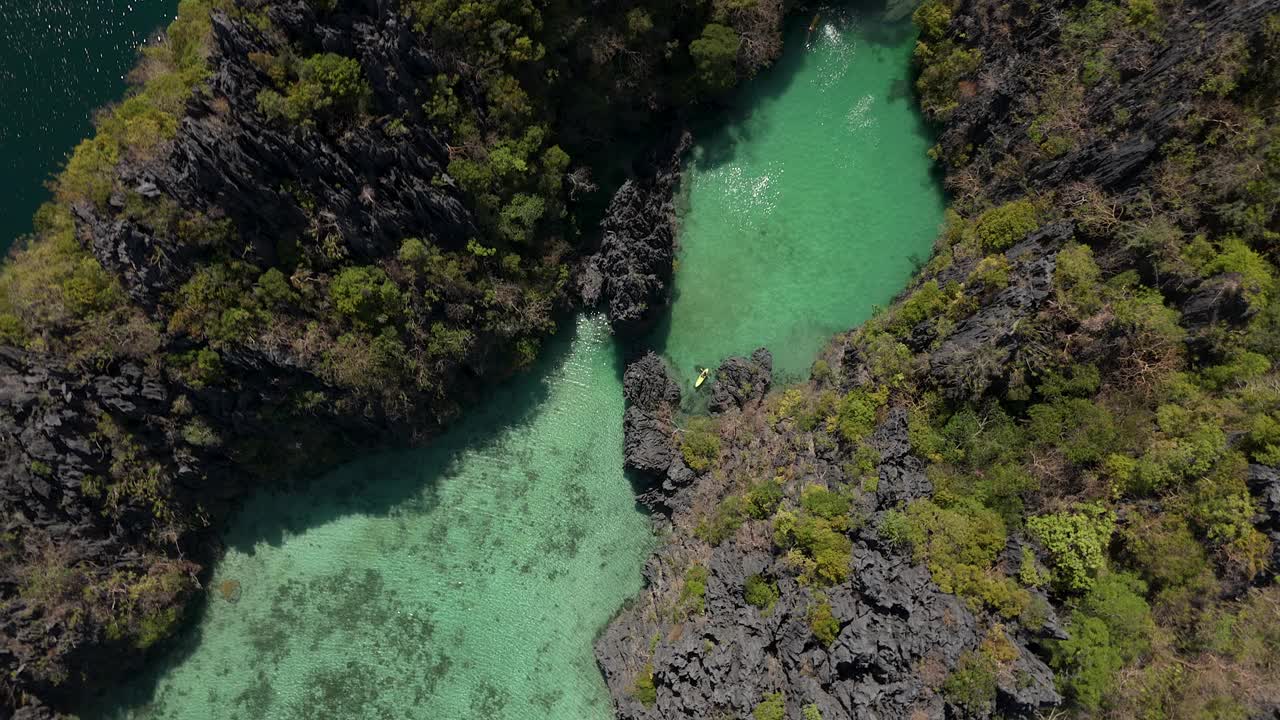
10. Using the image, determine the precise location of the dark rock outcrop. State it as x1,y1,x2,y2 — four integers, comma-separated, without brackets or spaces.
598,2,1280,719
623,353,681,477
597,526,1059,719
599,396,1060,719
2,3,515,713
1,348,169,538
709,348,773,414
80,5,475,307
868,406,932,510
0,348,209,711
1181,273,1255,328
621,352,697,508
1249,464,1280,571
579,132,692,332
940,0,1278,203
927,222,1069,398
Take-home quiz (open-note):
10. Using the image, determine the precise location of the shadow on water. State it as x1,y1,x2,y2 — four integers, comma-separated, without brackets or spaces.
81,314,611,718
681,16,818,175
222,315,591,555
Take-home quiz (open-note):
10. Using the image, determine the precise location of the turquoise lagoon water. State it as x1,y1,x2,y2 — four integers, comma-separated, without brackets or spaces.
656,10,945,383
92,8,943,720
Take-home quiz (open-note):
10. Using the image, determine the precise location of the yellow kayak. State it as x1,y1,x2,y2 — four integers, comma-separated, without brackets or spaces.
695,368,710,388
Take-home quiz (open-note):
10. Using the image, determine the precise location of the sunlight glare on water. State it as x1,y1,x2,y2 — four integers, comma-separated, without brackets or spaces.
654,9,945,386
0,0,176,251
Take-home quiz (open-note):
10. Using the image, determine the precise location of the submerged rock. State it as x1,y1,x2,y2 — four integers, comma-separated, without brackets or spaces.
218,579,243,603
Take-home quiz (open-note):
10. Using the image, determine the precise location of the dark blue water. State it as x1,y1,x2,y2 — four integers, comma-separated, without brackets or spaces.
0,0,177,252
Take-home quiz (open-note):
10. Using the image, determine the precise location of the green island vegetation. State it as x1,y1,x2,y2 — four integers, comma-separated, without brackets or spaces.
631,1,1280,717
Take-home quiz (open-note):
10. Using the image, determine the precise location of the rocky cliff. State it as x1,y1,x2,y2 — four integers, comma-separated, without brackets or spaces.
579,132,693,332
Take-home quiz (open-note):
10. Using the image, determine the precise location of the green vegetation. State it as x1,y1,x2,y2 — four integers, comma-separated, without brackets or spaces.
1048,573,1153,710
1,0,788,410
0,0,799,702
620,4,1280,719
681,417,722,472
631,663,657,707
901,498,1029,618
679,565,709,616
329,266,404,329
967,254,1011,291
752,691,785,720
57,0,216,208
745,478,784,518
5,0,1280,713
887,279,948,334
10,529,198,683
807,598,840,646
898,3,1280,715
943,649,998,717
914,36,982,120
89,416,190,535
974,199,1039,251
256,53,370,125
744,574,779,612
913,0,951,42
695,495,746,545
774,504,854,586
1027,506,1115,593
690,24,741,92
833,386,887,443
800,484,852,520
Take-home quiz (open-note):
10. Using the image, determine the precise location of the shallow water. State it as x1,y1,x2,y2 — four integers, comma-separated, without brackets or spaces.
98,316,652,719
92,9,943,720
655,10,944,384
0,0,176,252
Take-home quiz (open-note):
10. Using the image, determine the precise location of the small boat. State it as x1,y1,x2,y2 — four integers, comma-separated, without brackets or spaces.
695,368,710,388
